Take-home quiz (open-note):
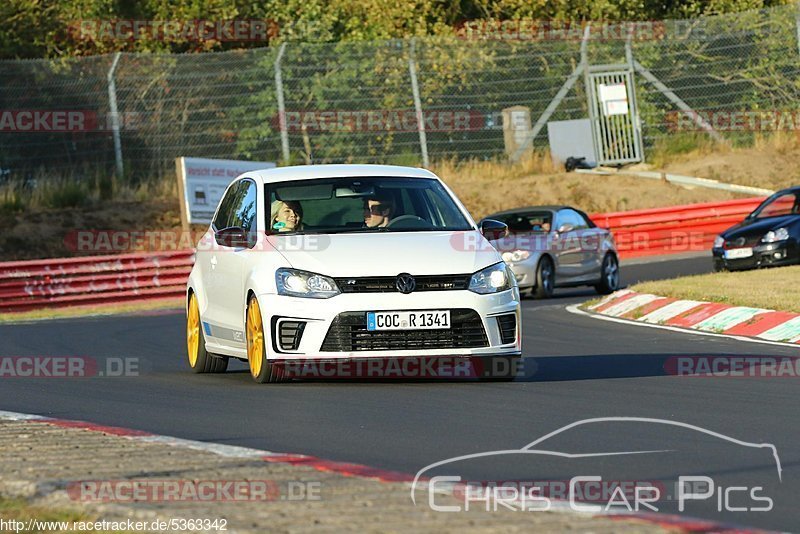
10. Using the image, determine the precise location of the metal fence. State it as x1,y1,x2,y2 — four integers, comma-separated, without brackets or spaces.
1,4,799,184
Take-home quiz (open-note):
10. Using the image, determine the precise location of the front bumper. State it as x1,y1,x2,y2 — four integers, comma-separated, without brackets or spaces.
712,241,798,271
257,288,521,360
505,257,540,290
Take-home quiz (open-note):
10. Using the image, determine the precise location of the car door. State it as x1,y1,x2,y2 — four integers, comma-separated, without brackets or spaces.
573,209,604,279
202,179,257,346
552,209,585,281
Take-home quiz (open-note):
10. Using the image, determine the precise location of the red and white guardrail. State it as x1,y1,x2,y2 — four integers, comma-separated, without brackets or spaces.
0,197,767,313
589,197,765,259
0,250,193,312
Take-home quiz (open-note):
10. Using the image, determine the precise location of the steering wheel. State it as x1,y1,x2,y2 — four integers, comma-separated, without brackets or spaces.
386,215,430,229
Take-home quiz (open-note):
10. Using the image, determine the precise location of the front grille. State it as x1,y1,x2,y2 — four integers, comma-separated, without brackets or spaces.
277,320,306,351
724,236,760,248
320,309,488,352
334,274,470,293
496,314,517,344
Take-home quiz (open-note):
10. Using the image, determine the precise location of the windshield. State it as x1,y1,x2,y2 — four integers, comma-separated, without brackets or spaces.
265,177,473,235
750,191,800,220
489,211,553,234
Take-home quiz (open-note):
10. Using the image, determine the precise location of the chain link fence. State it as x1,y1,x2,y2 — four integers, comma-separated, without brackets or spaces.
0,4,799,185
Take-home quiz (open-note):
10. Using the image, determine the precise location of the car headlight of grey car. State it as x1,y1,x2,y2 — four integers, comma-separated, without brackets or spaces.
276,268,341,298
468,262,516,294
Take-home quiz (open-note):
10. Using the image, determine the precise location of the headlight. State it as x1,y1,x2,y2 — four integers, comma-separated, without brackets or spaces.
276,268,340,298
713,235,724,248
469,262,515,294
762,227,789,243
501,250,531,263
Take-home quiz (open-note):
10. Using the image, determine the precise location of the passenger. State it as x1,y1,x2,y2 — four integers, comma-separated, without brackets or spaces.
270,200,303,232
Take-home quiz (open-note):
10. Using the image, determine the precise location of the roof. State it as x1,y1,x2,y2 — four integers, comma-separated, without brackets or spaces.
247,164,438,183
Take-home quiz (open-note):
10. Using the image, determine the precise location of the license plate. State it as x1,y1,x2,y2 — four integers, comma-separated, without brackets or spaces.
724,248,753,260
367,310,450,331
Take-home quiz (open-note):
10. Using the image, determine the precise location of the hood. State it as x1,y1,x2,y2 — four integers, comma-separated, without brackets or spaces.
268,230,500,277
722,214,797,240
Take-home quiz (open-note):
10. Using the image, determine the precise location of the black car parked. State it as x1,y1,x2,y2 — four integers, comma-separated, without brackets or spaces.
712,186,800,271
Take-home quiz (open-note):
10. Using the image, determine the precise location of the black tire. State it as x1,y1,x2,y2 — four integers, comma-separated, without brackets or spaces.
187,294,229,374
246,296,286,384
532,256,555,299
594,253,620,295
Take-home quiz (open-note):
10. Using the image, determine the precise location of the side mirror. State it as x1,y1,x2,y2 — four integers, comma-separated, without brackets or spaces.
480,219,509,240
214,226,249,248
557,223,574,234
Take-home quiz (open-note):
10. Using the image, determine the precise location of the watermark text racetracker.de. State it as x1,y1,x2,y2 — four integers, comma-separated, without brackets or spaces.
65,228,710,255
68,19,279,43
64,230,331,253
0,356,139,378
272,356,521,380
454,19,706,41
0,110,140,133
666,356,800,378
68,479,321,502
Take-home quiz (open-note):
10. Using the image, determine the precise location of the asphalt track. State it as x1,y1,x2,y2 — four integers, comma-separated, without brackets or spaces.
2,253,799,531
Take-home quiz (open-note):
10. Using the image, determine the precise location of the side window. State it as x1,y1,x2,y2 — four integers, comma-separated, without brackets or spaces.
231,181,257,233
213,183,241,230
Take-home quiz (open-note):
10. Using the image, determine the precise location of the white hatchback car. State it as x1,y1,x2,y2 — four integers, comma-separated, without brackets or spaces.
186,165,521,383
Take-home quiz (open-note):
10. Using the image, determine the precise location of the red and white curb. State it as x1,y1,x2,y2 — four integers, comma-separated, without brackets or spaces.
0,410,771,533
573,289,800,348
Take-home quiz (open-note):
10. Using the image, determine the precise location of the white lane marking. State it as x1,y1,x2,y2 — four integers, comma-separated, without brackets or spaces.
0,410,280,459
567,304,800,350
639,299,703,324
0,411,46,421
138,435,277,458
601,294,660,317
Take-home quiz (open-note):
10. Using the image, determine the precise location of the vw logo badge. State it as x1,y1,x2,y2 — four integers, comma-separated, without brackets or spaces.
396,273,416,294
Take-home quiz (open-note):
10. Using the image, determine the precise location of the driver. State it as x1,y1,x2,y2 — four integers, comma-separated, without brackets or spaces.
363,193,396,228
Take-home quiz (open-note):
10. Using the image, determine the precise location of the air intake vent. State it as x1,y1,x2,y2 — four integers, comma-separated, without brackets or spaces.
277,320,306,351
496,314,516,345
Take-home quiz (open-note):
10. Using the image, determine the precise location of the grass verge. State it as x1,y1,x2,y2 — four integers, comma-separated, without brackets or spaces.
631,265,800,314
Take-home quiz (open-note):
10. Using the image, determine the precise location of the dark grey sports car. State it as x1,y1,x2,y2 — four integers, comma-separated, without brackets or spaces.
712,186,800,271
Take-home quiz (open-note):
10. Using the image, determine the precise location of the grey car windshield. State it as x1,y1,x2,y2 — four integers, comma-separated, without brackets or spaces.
265,177,473,235
490,211,553,234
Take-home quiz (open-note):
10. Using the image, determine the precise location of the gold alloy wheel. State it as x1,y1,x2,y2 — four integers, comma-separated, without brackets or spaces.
186,294,200,367
246,298,264,378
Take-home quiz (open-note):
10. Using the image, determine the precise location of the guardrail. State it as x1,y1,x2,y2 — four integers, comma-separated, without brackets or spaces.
589,197,766,259
0,196,768,313
0,250,193,313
